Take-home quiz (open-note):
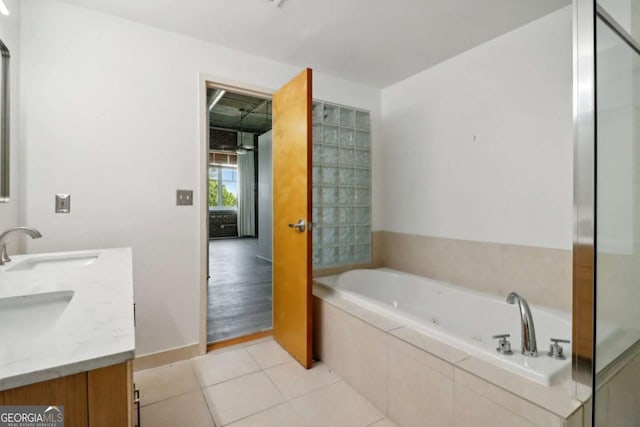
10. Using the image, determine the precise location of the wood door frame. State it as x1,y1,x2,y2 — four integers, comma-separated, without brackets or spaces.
197,74,275,354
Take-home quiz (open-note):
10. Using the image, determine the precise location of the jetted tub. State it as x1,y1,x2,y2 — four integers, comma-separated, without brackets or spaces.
314,268,572,386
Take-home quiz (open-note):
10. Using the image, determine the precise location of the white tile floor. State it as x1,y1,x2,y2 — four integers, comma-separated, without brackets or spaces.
135,337,398,427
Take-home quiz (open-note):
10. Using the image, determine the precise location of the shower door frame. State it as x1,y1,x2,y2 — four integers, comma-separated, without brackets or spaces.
572,0,597,425
572,0,596,394
573,0,640,424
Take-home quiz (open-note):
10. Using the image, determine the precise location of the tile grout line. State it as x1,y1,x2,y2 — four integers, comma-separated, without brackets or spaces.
264,358,343,398
136,361,217,426
203,343,298,426
453,363,579,420
261,358,291,406
192,349,267,426
222,362,348,426
199,375,220,427
287,379,385,427
197,386,219,427
137,386,203,409
384,334,391,424
139,341,388,427
135,357,194,376
288,375,346,402
196,347,263,390
135,360,201,408
138,387,218,427
365,415,388,427
193,341,291,425
282,379,350,427
220,401,290,427
199,366,262,390
244,340,294,371
218,359,291,427
462,385,538,425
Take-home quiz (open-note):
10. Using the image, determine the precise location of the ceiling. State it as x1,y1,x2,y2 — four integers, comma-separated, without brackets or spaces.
60,0,570,88
209,90,272,135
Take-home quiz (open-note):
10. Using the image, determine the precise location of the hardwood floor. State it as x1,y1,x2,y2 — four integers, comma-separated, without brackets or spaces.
207,238,273,343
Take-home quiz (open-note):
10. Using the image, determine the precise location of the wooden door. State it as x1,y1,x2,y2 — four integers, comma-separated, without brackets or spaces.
272,68,313,368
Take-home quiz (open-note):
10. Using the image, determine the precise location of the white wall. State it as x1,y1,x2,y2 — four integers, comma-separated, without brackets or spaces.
0,0,21,237
257,131,272,262
20,0,381,356
380,7,573,250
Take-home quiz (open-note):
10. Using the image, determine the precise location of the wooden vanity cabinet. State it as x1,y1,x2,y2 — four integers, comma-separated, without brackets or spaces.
0,372,89,423
0,361,134,427
88,362,134,426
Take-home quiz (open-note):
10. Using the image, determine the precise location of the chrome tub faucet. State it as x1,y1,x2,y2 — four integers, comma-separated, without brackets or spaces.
0,226,42,265
506,292,538,357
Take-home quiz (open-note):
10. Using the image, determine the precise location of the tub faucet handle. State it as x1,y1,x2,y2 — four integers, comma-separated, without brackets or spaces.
548,338,570,360
492,334,513,356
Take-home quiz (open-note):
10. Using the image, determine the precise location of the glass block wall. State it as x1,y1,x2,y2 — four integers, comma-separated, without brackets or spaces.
312,102,371,268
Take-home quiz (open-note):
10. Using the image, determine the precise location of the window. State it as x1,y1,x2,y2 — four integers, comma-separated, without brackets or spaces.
209,166,238,209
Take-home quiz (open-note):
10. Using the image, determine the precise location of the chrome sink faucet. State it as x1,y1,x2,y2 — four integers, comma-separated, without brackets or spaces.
506,292,538,357
0,226,42,265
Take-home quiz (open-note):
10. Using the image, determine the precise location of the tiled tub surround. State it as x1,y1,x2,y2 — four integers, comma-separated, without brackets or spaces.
374,231,573,312
588,340,640,426
316,269,572,386
313,283,585,427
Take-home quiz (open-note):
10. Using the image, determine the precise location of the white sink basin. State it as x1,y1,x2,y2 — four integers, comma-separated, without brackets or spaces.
0,291,74,343
6,252,99,272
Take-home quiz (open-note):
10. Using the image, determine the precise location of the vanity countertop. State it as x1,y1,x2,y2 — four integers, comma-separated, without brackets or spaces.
0,247,135,391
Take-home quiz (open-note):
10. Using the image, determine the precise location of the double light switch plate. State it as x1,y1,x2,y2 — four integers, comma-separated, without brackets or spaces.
176,190,193,206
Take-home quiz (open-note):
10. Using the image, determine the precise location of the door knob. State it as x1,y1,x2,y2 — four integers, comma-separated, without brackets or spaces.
288,219,306,232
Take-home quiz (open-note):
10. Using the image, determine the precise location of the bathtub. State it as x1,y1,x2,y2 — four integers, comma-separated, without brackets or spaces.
314,268,572,386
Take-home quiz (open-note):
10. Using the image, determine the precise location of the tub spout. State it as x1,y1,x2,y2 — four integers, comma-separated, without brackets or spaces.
506,292,537,357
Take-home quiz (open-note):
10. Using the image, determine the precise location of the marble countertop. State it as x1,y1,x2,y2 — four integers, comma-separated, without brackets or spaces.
0,248,135,391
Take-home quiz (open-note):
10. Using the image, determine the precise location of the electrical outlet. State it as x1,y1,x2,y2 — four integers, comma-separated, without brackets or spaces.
176,190,193,206
55,194,70,213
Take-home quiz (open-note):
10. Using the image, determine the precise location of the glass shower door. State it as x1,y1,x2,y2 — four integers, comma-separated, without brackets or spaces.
594,4,640,424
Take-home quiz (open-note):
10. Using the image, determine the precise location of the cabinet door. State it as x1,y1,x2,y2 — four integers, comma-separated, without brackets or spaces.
88,362,131,427
0,372,89,426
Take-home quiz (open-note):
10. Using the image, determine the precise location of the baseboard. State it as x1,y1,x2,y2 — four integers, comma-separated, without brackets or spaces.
133,343,201,372
206,330,273,352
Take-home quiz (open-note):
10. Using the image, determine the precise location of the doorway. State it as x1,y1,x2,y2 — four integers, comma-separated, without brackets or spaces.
201,70,314,367
206,87,274,345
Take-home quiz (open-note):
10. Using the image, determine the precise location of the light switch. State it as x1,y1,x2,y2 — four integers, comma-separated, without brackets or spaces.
176,190,193,206
56,194,71,213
